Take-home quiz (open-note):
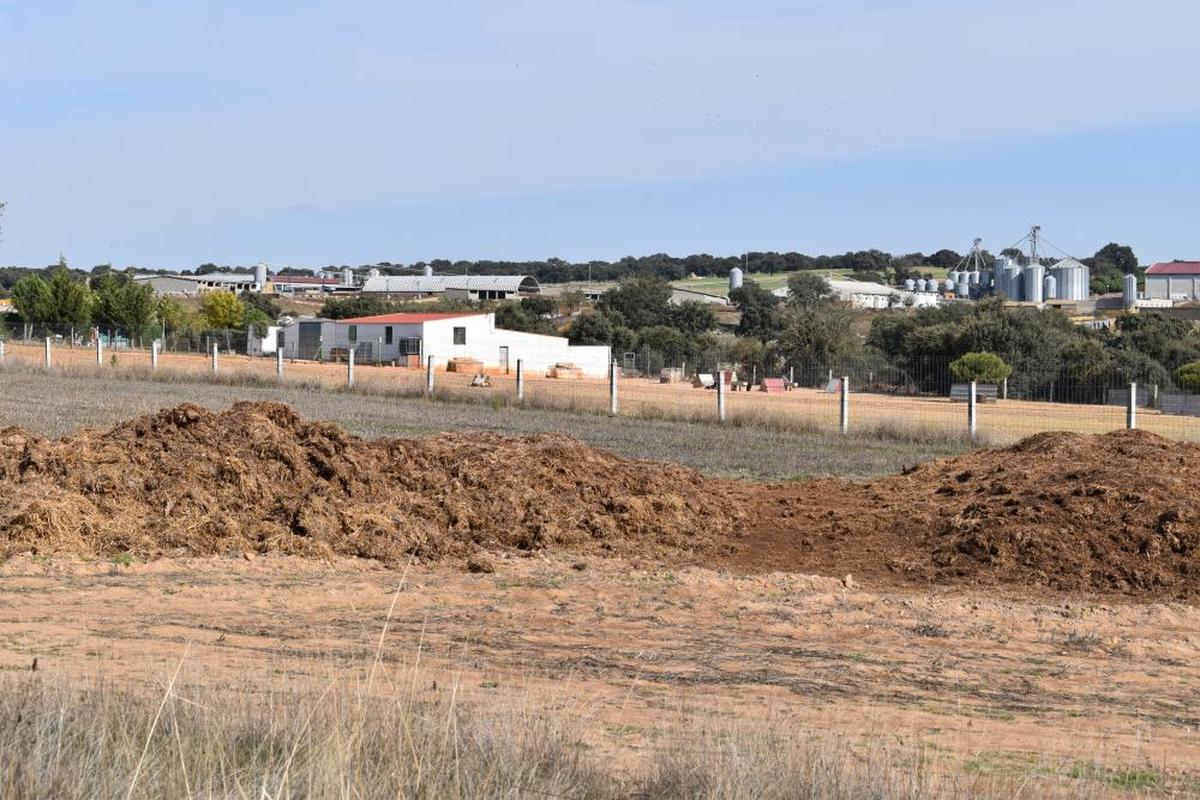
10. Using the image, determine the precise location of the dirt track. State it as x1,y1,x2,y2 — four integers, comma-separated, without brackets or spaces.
3,402,1200,600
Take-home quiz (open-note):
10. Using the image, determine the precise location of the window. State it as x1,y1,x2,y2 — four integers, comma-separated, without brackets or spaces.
453,326,466,345
384,326,393,345
348,325,357,343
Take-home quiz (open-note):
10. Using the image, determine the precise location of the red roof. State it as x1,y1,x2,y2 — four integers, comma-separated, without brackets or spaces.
340,312,482,324
1146,261,1200,275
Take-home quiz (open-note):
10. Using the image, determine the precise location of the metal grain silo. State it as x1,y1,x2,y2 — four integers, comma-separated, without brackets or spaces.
1123,273,1138,308
342,267,354,287
1024,264,1045,304
1003,264,1023,299
423,264,434,277
968,270,980,285
943,278,955,293
729,267,744,292
904,278,916,291
1049,258,1090,301
956,275,970,297
1043,274,1057,301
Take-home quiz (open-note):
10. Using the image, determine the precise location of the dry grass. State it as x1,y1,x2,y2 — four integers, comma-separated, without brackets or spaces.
0,362,966,481
0,673,1154,800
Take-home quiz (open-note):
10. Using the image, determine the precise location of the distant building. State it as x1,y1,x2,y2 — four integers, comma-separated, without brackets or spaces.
359,275,539,301
270,274,345,293
669,287,729,306
1144,261,1200,301
771,277,939,309
273,311,610,377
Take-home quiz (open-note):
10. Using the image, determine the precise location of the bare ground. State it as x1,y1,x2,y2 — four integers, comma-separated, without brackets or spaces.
0,554,1196,795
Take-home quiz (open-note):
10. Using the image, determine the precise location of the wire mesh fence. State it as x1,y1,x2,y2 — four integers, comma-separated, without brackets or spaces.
2,334,1200,445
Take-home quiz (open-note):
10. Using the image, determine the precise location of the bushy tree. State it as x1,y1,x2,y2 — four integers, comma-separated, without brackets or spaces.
730,280,782,342
597,276,672,330
783,272,834,311
200,291,245,330
10,275,54,330
494,301,556,335
92,272,156,341
1175,362,1200,393
46,264,92,331
949,352,1011,384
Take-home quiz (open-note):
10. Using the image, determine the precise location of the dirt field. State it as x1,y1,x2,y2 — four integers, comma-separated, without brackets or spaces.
5,340,1199,444
2,400,1198,795
2,554,1196,794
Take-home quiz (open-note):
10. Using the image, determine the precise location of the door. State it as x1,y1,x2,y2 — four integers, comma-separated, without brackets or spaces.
298,322,322,360
499,346,510,374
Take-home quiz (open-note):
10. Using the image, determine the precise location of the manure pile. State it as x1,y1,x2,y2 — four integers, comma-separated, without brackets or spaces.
0,402,741,564
736,429,1200,598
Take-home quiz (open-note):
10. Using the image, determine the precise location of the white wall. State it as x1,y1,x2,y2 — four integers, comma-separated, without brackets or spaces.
421,315,611,377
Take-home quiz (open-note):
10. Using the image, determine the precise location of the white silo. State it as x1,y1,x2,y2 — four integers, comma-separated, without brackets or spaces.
1003,264,1023,299
956,274,970,298
943,278,955,293
968,271,980,285
342,267,354,287
1024,264,1045,304
904,278,916,291
1123,273,1138,308
254,263,268,290
367,267,381,278
423,264,434,277
1043,274,1057,301
729,267,744,292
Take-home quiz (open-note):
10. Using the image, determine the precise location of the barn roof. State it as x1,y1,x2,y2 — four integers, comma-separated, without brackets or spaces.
359,275,539,293
1146,261,1200,275
339,312,483,325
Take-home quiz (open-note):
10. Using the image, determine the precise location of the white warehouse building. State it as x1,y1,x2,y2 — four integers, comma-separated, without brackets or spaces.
272,312,611,378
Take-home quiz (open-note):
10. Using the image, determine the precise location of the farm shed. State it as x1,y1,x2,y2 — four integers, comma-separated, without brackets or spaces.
1144,261,1200,302
274,312,611,377
359,274,540,301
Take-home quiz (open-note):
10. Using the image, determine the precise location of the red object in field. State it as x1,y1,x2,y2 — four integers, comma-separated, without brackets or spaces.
759,378,786,394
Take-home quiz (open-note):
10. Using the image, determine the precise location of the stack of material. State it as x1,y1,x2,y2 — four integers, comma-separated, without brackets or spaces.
548,363,581,379
447,357,484,373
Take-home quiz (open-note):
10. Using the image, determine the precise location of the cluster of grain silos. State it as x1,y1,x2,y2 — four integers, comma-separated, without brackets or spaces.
1047,258,1090,301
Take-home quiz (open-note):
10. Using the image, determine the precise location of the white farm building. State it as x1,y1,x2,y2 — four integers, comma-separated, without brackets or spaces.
272,312,611,377
1144,261,1200,302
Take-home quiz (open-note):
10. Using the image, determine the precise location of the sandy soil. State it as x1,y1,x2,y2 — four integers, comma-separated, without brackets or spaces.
1,553,1196,789
7,341,1200,444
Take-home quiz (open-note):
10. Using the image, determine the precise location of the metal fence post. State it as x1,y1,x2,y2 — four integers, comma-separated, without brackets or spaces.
608,359,619,416
516,358,525,402
347,346,355,388
1127,382,1137,430
840,375,850,435
44,337,51,369
968,379,978,440
211,342,218,373
425,355,434,395
717,369,727,422
275,347,284,380
96,331,103,366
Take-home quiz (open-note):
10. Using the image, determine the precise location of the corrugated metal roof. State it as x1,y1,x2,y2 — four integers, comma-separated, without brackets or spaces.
359,275,538,293
1146,261,1200,275
340,312,484,324
271,274,342,285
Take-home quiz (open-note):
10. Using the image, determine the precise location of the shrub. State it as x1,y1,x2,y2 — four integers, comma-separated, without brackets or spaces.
949,352,1011,384
1175,361,1200,393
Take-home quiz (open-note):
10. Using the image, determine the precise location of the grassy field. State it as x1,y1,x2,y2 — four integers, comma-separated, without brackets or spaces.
5,340,1198,448
0,366,966,480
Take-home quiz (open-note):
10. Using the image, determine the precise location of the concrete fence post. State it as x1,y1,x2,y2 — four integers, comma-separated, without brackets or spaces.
1001,376,1008,401
840,376,850,435
1152,383,1159,409
1127,382,1137,430
44,337,51,369
275,347,284,380
211,342,219,374
95,331,103,366
968,379,978,440
516,358,525,402
0,340,6,362
376,337,383,366
151,341,159,370
789,365,794,385
347,346,355,387
425,355,434,395
717,369,727,422
608,359,619,416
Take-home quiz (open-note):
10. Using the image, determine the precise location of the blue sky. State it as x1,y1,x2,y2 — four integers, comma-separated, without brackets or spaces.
2,0,1198,269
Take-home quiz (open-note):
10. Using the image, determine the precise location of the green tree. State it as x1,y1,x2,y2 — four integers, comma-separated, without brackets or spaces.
1175,362,1200,393
240,290,282,320
949,352,1012,384
664,301,716,337
47,264,92,332
729,280,783,342
597,276,672,330
10,275,54,332
783,272,834,312
777,300,859,370
518,295,557,317
200,291,246,330
494,301,556,335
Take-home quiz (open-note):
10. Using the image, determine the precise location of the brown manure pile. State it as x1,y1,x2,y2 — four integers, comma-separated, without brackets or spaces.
0,402,740,564
735,429,1200,599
